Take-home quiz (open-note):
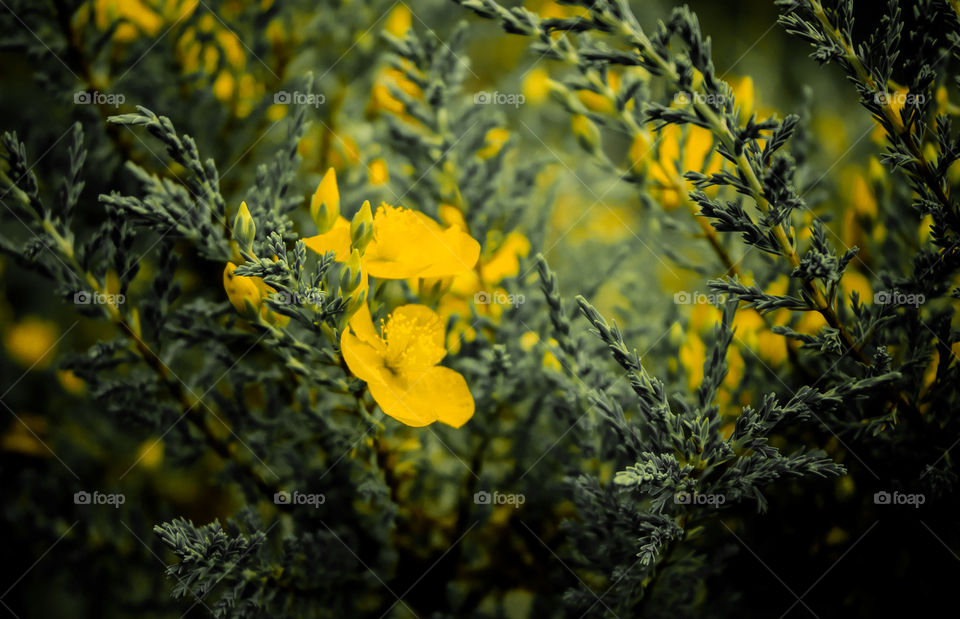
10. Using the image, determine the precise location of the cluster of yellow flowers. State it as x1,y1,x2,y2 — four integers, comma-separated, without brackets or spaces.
223,169,491,428
75,0,270,117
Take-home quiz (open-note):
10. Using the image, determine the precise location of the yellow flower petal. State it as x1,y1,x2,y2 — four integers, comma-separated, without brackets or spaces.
363,206,479,279
346,302,383,348
365,365,473,427
366,370,440,426
341,330,390,384
302,217,352,261
422,366,474,428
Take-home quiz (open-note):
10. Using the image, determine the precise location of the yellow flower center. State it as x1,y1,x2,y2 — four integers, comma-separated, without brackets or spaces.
380,311,444,373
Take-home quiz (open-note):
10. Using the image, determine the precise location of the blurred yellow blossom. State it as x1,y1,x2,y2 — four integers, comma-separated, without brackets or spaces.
5,318,58,369
478,128,510,159
368,158,390,186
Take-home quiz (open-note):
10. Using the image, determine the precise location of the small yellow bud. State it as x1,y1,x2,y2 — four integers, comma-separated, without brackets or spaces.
628,131,652,173
571,114,601,154
311,168,340,234
340,249,363,294
232,201,256,252
368,158,389,185
223,262,262,318
851,175,877,219
341,288,367,326
351,200,374,252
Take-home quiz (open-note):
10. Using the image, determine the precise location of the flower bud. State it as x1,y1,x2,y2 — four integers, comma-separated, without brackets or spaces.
311,168,340,234
341,288,368,326
571,114,601,155
351,200,374,252
340,249,363,294
223,262,262,318
232,201,256,253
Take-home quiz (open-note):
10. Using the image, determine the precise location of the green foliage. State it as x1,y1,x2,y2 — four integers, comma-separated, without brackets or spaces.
3,0,960,617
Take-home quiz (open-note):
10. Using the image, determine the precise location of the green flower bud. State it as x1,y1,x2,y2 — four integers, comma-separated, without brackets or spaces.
350,200,374,252
310,168,340,234
232,201,256,253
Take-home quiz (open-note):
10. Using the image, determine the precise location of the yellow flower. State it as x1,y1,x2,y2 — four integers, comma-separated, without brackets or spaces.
649,124,721,210
384,4,411,38
93,0,164,42
851,173,877,218
57,370,86,395
5,318,58,369
477,128,510,159
522,68,551,104
304,204,480,279
679,333,706,390
576,72,621,114
368,158,389,186
369,65,422,119
341,304,474,427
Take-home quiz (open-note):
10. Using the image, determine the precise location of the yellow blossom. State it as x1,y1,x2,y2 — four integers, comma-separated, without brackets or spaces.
649,124,721,210
851,173,877,218
679,333,706,390
57,370,86,396
304,204,480,279
385,4,411,38
341,304,474,427
477,128,510,159
522,68,551,104
5,318,58,369
368,158,389,185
